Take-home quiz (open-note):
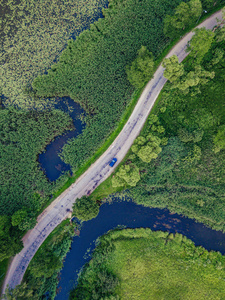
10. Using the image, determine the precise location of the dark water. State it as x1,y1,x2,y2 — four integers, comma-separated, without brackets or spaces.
55,200,225,300
38,97,85,181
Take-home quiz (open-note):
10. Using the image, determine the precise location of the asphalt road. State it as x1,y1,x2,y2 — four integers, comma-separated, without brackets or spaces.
2,10,223,294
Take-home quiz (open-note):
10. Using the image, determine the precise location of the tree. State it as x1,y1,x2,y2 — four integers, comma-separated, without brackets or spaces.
126,46,154,88
112,165,140,187
173,65,214,93
73,196,99,221
2,283,35,300
0,216,11,238
131,134,162,163
213,125,225,153
162,55,184,82
187,28,215,63
178,128,204,143
29,250,62,278
11,209,28,227
164,0,202,37
0,237,23,262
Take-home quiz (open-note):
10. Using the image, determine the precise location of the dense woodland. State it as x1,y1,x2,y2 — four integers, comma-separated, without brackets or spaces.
71,228,225,299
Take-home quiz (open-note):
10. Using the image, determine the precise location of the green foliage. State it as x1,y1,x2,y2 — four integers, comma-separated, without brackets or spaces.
11,210,27,227
127,35,225,231
73,196,99,221
187,27,215,63
32,0,186,172
29,251,62,278
112,165,140,187
213,125,225,153
164,0,202,37
0,216,11,238
162,55,184,82
132,134,162,163
178,128,204,143
0,235,23,262
0,107,73,216
126,46,154,89
163,55,215,94
173,65,215,93
71,228,225,300
3,283,34,300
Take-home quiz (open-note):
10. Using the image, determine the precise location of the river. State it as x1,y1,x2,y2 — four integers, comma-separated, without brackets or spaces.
38,97,85,181
55,199,225,300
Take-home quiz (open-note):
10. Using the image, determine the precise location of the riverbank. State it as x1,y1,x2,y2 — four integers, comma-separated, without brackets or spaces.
12,200,225,299
71,227,225,300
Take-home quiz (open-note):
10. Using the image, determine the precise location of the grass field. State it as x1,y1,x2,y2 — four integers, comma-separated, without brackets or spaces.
71,228,225,300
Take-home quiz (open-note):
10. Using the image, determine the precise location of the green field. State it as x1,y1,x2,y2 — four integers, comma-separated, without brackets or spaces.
71,228,225,300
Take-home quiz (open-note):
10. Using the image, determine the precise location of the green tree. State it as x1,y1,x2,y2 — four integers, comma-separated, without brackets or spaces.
217,8,225,43
187,27,215,63
164,0,202,37
0,237,23,262
126,46,154,88
162,55,184,82
11,209,28,227
112,165,140,187
131,134,162,163
213,125,225,153
73,196,99,221
29,251,61,278
18,215,37,231
173,65,214,93
0,216,11,238
3,283,35,300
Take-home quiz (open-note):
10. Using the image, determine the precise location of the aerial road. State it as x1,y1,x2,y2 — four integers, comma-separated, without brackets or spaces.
2,9,223,294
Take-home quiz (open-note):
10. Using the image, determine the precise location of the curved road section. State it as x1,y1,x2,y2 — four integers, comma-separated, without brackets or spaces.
2,10,223,293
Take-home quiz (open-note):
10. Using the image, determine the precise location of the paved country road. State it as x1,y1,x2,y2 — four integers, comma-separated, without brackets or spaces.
2,9,223,294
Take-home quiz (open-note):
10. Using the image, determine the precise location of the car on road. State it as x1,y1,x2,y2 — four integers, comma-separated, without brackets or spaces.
109,158,117,167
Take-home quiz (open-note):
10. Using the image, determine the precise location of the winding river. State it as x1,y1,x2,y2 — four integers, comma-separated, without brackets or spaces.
55,199,225,300
38,97,85,181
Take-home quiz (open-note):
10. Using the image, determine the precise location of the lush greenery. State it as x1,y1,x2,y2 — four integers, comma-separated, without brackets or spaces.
71,228,225,299
73,196,100,221
32,0,195,174
108,11,225,231
0,107,73,260
3,220,79,300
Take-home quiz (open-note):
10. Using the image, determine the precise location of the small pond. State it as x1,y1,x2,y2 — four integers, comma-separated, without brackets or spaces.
38,97,85,181
55,199,225,300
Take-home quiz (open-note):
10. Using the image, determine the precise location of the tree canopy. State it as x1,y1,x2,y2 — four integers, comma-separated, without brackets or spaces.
164,0,202,37
126,46,154,88
73,196,99,221
162,55,184,82
112,164,140,187
187,27,215,63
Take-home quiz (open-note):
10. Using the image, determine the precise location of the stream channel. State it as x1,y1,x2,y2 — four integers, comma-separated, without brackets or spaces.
55,199,225,300
38,97,85,181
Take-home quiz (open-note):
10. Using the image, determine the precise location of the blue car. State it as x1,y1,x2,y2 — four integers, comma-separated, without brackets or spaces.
109,158,117,167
